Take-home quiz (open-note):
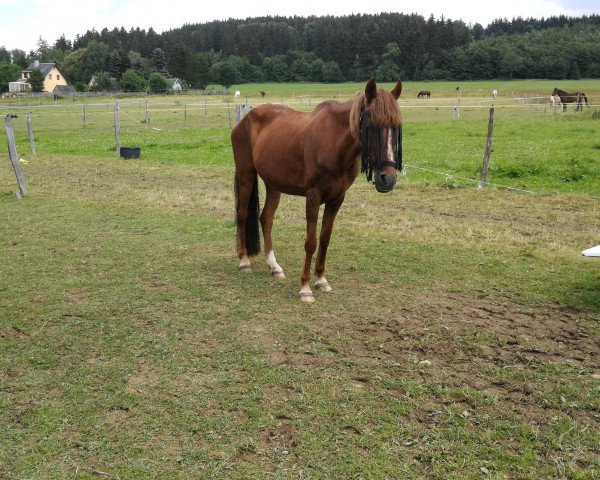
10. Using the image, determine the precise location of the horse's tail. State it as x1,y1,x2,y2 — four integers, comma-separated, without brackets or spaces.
583,93,589,107
233,117,261,257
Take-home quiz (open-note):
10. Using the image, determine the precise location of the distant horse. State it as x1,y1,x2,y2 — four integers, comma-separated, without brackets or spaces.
492,89,497,99
552,88,588,112
232,77,403,302
234,91,241,99
259,91,266,98
417,90,431,99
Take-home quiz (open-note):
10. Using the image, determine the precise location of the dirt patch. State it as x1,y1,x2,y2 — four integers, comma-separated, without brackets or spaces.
125,364,160,395
259,421,299,451
315,294,598,369
0,326,28,339
258,292,598,426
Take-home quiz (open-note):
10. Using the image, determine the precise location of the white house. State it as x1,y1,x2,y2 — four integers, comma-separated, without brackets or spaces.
166,78,183,91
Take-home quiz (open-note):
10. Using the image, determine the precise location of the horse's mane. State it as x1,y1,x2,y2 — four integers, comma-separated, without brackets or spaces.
349,90,402,142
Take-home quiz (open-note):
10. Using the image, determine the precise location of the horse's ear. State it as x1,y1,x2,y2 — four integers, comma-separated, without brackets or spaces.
365,76,377,103
391,80,402,99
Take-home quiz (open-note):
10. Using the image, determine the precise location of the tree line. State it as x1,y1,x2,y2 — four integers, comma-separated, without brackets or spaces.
1,13,599,93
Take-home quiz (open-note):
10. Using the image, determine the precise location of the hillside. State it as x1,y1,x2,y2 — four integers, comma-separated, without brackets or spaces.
1,13,599,92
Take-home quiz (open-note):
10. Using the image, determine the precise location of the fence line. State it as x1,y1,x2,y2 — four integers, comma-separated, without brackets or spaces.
3,97,598,201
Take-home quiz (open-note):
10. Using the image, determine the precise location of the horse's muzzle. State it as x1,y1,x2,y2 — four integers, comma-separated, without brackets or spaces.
374,172,397,193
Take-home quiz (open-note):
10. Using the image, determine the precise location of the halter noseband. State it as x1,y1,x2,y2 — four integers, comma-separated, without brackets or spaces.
359,110,403,182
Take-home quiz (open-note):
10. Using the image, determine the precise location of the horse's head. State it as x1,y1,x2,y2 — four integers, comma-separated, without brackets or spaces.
353,77,403,193
552,88,559,96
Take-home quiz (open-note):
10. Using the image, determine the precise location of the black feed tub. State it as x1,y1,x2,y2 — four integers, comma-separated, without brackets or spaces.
120,146,141,159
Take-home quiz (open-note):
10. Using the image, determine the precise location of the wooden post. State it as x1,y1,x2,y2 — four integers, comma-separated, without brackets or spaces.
114,102,120,158
204,99,208,117
228,103,232,129
478,107,495,189
184,105,187,126
235,104,241,124
145,101,150,126
26,111,36,155
4,115,27,198
82,105,86,128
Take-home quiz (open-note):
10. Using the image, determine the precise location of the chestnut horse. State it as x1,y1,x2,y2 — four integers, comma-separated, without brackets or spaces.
232,77,403,302
552,88,588,112
417,90,431,99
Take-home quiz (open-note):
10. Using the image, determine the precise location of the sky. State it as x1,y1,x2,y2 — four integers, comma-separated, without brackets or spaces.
0,0,597,53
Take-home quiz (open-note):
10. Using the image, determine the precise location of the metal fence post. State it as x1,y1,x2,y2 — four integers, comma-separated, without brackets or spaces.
26,111,36,155
478,107,495,189
114,101,120,158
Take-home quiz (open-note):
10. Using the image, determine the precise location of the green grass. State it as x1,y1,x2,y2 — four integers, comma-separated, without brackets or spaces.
1,81,600,479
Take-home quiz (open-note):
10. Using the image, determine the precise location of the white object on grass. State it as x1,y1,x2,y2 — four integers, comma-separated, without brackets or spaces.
582,245,600,257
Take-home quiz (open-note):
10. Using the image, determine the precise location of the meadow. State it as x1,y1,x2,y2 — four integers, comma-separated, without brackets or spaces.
1,79,599,479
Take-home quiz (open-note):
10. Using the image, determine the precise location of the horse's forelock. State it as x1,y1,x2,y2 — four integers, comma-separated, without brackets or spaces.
367,90,402,128
349,90,402,141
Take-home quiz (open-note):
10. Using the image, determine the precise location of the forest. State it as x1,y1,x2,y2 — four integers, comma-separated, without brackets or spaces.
1,13,599,92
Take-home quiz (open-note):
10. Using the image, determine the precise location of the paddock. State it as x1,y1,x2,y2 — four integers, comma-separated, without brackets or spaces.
1,80,599,478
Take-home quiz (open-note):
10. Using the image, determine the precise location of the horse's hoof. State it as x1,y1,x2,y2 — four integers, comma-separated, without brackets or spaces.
315,281,332,292
299,291,315,303
239,264,252,273
272,270,286,279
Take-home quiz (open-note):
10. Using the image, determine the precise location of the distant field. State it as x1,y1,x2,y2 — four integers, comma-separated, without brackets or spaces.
222,79,600,99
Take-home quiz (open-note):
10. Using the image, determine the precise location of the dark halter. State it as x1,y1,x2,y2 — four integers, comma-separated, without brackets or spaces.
359,110,403,182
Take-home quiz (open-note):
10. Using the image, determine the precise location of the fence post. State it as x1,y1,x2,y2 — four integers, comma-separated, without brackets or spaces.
228,103,232,129
4,115,27,199
478,106,495,189
184,105,187,126
26,111,36,155
114,101,120,158
235,104,242,124
82,104,86,128
145,101,150,127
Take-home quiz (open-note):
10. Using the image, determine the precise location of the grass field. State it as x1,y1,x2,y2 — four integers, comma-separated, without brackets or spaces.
1,80,600,479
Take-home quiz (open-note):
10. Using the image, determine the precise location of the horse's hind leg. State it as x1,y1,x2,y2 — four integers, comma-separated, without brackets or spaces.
235,171,258,272
261,186,285,278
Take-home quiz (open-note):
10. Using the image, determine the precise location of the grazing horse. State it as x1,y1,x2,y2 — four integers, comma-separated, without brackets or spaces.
259,91,266,98
234,91,241,99
417,90,431,99
232,77,403,302
492,89,497,99
552,88,588,112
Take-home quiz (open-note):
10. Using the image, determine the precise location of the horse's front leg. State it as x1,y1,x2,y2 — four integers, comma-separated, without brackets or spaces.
261,186,285,279
314,196,345,293
299,192,321,302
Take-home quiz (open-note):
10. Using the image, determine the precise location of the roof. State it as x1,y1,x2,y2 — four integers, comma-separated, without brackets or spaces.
25,62,57,76
53,85,77,94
